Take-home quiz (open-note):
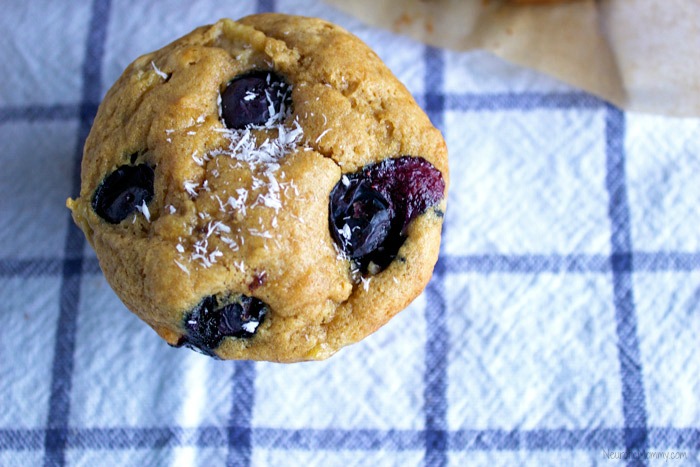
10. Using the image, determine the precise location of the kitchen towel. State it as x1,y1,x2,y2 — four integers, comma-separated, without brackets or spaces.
0,0,698,465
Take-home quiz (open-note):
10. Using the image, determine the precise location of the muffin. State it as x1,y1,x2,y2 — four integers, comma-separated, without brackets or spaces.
67,13,448,362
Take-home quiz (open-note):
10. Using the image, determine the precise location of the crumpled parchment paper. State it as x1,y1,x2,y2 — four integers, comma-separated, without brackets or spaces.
326,0,700,117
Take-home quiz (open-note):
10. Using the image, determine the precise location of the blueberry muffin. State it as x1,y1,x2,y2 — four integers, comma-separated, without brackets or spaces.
67,14,448,362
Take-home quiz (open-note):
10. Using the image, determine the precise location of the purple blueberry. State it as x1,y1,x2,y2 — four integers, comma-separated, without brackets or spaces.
367,156,445,232
92,164,154,224
329,178,392,259
329,156,445,271
221,70,291,129
181,294,268,357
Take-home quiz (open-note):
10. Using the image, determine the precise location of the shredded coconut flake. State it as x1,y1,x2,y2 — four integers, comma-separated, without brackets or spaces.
242,321,259,333
174,260,190,275
361,276,371,291
215,190,248,217
191,238,216,268
136,200,150,222
216,222,231,234
253,192,282,211
248,228,273,239
290,213,305,224
206,221,230,237
209,249,223,263
333,241,349,262
192,151,204,166
184,180,199,197
221,236,239,251
179,81,309,268
151,61,169,80
315,128,331,144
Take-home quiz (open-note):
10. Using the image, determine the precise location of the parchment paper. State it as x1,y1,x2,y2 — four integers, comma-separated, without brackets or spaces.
326,0,700,117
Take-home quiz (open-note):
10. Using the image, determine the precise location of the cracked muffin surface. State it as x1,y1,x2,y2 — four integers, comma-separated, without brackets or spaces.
67,14,448,362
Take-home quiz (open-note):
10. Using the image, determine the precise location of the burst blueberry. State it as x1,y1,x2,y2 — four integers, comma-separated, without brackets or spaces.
329,156,444,271
367,156,445,232
221,70,292,129
181,294,268,356
92,164,154,224
329,178,392,259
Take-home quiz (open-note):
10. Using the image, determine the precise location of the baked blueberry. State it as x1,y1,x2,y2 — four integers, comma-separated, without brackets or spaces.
182,294,268,356
329,178,392,259
221,70,292,129
368,156,445,232
92,164,154,224
330,156,445,271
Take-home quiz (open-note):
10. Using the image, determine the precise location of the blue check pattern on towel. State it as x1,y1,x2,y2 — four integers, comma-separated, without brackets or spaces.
1,0,699,466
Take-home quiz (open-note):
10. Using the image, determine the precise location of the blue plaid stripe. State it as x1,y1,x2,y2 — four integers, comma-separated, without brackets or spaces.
228,361,256,466
442,92,602,112
604,106,650,465
42,0,112,465
1,1,698,466
2,427,699,451
226,4,275,466
0,105,83,124
423,45,449,467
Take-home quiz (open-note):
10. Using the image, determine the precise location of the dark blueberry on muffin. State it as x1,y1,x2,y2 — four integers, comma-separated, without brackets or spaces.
181,294,268,356
330,156,445,272
92,164,154,224
221,71,292,129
